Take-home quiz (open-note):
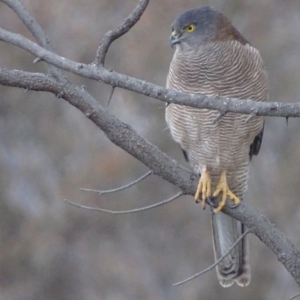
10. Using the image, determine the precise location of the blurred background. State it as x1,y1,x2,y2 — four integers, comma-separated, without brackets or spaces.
0,0,299,299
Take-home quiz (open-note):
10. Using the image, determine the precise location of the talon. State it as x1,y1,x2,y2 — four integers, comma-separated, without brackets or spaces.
206,196,216,207
195,168,211,209
212,170,240,213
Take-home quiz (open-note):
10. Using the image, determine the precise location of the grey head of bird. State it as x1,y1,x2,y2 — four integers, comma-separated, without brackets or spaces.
170,6,248,49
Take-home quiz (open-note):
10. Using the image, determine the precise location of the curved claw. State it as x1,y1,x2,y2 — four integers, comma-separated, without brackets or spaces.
212,170,241,213
228,202,239,209
194,169,212,209
206,196,216,208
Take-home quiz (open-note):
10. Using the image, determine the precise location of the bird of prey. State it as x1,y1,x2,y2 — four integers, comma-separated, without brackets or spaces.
165,6,268,287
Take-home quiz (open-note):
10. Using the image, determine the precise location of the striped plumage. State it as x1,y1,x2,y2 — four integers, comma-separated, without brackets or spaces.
165,7,268,287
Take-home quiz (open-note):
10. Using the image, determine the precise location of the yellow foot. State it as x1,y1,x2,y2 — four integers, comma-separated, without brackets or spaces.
213,170,240,213
195,168,211,209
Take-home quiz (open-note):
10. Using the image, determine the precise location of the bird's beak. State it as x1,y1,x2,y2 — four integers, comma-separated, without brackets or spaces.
170,31,181,47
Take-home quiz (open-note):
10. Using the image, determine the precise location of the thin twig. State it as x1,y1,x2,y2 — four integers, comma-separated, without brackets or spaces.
81,171,152,195
245,113,256,123
1,0,49,47
107,85,116,107
33,57,41,64
173,229,251,286
95,0,149,66
288,293,300,300
0,0,68,86
65,191,183,214
212,111,227,124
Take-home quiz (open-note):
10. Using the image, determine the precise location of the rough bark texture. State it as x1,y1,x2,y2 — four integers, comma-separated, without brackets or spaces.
0,0,300,290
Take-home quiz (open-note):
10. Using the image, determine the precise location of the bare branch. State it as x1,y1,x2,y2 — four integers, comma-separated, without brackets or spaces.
0,66,300,286
0,67,56,91
0,66,195,192
0,0,300,288
65,191,183,214
1,0,49,47
80,170,152,195
289,294,300,300
173,229,251,286
245,113,255,123
0,26,299,117
33,57,41,64
0,0,64,78
95,0,149,65
107,85,116,107
212,111,227,124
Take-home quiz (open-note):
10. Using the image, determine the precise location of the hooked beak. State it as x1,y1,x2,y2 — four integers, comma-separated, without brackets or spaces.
170,31,181,47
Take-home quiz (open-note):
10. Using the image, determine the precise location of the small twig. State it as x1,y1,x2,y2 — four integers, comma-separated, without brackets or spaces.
288,293,300,300
81,171,152,195
0,0,68,85
95,0,149,66
33,57,41,64
1,0,51,49
245,113,256,123
173,229,251,286
107,85,116,107
212,111,227,124
65,191,183,214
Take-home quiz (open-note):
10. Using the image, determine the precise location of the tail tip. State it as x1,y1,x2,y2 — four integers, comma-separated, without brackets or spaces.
235,272,251,287
218,266,251,288
218,273,251,288
219,278,235,288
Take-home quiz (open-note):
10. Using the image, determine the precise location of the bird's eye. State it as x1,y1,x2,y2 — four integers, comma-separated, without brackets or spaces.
185,24,196,33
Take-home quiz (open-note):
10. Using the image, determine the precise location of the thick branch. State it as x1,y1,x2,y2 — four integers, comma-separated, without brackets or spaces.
0,68,57,91
0,67,196,192
0,27,300,117
0,66,299,286
0,0,300,288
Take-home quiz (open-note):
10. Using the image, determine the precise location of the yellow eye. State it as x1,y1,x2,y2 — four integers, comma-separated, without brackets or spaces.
185,24,196,33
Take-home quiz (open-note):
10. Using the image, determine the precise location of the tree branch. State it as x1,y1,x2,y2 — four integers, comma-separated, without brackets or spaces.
65,191,183,214
1,66,299,286
0,26,300,117
81,170,152,195
95,0,149,65
0,0,300,288
1,0,50,48
0,0,65,81
289,293,300,300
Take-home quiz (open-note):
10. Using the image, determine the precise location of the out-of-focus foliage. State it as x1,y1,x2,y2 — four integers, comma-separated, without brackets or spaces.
0,0,300,299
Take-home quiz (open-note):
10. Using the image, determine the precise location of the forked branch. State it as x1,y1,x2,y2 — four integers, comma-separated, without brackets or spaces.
0,0,299,289
95,0,149,65
0,25,300,117
65,191,183,214
81,171,152,195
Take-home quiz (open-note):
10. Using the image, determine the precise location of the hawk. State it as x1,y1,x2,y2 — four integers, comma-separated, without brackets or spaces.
165,6,268,287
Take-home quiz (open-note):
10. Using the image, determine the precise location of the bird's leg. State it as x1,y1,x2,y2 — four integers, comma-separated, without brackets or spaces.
213,170,240,213
195,168,211,209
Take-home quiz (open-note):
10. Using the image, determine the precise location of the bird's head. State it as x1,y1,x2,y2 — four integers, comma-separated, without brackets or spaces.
170,6,247,49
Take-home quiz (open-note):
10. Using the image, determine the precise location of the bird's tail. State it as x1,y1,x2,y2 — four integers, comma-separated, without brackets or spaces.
210,204,250,287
